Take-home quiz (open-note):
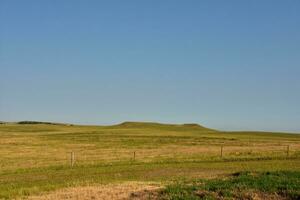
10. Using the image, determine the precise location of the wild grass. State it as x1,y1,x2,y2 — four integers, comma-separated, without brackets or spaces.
0,122,299,199
162,171,300,199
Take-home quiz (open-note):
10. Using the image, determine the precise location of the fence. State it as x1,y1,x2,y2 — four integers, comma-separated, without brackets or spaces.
66,144,299,167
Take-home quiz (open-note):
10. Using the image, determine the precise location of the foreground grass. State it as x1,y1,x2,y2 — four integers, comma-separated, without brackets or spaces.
162,171,300,199
1,159,300,199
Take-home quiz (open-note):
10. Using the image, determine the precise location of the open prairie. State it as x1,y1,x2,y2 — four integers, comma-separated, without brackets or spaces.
0,122,300,199
2,0,300,199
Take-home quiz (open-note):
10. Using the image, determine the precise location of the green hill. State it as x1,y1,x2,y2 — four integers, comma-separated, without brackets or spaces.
113,121,215,132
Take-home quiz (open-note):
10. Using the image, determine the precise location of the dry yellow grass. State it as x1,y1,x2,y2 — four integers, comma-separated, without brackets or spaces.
1,123,299,171
26,182,162,200
1,123,300,199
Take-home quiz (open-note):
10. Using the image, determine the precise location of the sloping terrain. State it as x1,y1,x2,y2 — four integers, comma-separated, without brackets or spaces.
0,122,299,199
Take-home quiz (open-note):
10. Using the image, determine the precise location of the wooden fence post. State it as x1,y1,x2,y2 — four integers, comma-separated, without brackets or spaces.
133,151,136,161
71,151,75,167
286,145,290,158
221,145,223,158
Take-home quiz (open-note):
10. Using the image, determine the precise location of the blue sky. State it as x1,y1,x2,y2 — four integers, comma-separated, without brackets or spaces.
1,1,300,132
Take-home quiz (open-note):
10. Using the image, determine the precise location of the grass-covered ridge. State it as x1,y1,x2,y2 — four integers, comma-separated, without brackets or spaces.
114,121,215,131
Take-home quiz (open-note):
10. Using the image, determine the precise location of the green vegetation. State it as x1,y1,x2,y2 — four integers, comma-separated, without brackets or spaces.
161,171,300,199
0,122,299,199
16,121,70,125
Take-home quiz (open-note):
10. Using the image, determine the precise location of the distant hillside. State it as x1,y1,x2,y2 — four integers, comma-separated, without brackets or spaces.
2,120,215,131
114,121,216,132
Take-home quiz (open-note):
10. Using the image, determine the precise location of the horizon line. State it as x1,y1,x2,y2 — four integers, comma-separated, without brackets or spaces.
1,120,299,134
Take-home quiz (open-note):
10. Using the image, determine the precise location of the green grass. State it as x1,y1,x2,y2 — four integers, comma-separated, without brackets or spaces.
0,122,300,199
1,159,300,199
162,171,300,199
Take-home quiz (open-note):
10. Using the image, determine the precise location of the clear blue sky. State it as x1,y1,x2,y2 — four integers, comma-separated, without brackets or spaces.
1,1,300,132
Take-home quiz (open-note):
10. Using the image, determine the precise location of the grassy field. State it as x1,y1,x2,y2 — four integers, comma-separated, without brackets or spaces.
0,122,300,199
162,171,300,199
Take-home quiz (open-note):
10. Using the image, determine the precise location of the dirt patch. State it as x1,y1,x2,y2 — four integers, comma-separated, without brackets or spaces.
26,182,162,200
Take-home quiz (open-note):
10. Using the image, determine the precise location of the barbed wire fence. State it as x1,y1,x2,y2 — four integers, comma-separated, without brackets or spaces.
66,144,299,167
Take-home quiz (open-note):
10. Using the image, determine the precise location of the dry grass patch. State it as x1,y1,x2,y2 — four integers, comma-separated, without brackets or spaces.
26,182,162,200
